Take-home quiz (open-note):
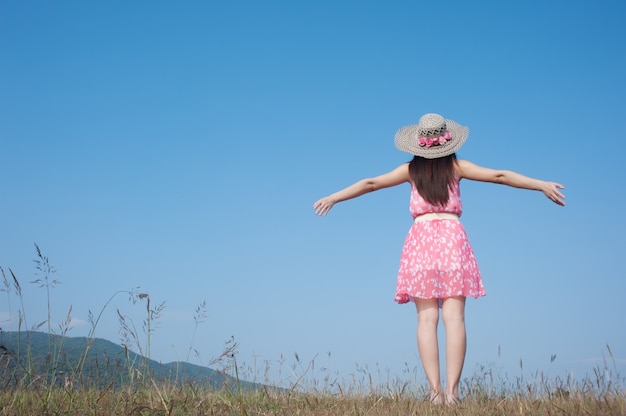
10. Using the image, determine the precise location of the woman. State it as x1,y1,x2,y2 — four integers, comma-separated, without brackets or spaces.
313,113,565,405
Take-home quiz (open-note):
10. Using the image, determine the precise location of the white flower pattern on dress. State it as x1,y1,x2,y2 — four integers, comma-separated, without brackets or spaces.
394,179,486,304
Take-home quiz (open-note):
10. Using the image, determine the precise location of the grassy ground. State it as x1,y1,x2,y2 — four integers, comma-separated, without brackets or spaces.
0,382,624,416
1,246,624,415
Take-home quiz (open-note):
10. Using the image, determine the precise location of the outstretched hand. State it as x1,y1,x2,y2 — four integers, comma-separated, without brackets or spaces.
542,182,566,206
313,197,335,216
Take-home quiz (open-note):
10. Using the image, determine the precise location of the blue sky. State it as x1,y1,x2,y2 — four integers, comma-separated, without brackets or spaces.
1,0,625,389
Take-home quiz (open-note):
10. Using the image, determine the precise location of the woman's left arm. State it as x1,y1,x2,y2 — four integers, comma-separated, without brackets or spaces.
313,163,410,216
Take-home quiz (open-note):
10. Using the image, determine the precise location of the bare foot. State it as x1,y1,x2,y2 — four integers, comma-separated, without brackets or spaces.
429,390,443,405
446,393,461,406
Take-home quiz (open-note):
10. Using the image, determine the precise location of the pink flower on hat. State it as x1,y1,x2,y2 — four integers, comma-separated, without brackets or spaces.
417,130,453,148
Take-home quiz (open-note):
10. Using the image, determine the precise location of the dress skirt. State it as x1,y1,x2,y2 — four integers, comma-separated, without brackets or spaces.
394,218,486,304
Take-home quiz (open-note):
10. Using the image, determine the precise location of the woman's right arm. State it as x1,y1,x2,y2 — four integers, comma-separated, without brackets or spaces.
313,163,411,216
455,159,566,206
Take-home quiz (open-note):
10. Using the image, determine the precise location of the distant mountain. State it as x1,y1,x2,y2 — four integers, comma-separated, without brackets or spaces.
0,331,258,390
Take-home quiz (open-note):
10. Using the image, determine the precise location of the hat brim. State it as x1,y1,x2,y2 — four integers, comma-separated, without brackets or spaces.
394,118,469,159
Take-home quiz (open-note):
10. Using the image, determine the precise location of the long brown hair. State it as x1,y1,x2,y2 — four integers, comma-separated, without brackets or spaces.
408,154,457,206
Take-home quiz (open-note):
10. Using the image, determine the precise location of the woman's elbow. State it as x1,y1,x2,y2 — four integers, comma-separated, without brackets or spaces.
495,170,527,186
363,179,379,192
494,173,506,184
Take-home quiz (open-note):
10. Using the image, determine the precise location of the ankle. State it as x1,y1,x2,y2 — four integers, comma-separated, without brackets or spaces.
429,386,443,396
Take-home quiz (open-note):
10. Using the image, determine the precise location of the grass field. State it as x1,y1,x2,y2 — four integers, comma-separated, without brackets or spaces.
0,368,624,415
1,246,624,415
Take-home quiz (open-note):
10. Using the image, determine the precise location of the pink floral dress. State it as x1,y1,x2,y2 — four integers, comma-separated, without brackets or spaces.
394,178,486,304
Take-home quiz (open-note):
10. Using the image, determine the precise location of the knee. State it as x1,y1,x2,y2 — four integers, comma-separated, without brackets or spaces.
442,309,465,326
418,310,440,326
441,297,466,325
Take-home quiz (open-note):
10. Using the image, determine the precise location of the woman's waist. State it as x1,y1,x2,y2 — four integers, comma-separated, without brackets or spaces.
413,212,460,222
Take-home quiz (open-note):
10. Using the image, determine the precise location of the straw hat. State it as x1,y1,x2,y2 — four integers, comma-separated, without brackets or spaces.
394,113,469,159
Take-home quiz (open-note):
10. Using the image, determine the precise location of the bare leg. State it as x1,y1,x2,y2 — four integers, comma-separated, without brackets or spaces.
414,298,443,403
441,296,466,404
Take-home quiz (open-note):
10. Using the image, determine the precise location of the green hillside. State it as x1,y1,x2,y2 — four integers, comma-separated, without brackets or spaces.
0,331,256,390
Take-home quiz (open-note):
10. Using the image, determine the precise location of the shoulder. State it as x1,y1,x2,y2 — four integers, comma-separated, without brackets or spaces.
397,162,410,172
454,159,502,182
385,162,410,176
395,162,411,179
386,162,411,180
453,159,472,178
370,163,411,188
